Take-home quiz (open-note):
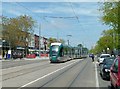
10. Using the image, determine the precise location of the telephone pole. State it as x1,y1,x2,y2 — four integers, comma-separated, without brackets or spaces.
39,23,41,58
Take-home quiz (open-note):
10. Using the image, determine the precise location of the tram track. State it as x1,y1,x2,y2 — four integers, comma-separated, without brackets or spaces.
2,58,89,88
2,62,53,81
36,58,88,88
68,58,89,87
2,60,49,69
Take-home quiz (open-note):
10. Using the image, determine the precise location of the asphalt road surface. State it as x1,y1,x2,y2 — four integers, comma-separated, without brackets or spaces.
2,59,49,69
1,57,112,89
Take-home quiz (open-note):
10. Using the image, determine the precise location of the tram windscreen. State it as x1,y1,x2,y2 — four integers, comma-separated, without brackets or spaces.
51,45,59,56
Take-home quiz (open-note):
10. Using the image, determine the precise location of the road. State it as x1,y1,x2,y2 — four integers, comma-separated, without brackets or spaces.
1,57,111,88
2,58,49,69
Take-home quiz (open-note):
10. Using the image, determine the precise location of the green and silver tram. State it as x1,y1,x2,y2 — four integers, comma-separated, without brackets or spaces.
49,42,88,63
49,43,72,63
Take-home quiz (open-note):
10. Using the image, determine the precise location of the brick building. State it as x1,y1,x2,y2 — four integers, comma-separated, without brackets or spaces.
34,34,39,50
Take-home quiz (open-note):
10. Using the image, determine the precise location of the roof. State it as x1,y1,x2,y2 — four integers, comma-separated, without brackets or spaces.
100,54,111,56
101,54,110,55
51,43,62,46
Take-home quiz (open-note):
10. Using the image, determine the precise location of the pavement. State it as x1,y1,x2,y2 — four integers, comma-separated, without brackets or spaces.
24,57,49,60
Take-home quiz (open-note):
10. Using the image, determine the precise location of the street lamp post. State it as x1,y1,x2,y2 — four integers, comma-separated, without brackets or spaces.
80,46,82,57
26,38,28,57
67,35,72,57
67,35,72,46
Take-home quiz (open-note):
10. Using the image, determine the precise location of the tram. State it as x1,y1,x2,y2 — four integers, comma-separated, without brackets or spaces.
49,42,85,63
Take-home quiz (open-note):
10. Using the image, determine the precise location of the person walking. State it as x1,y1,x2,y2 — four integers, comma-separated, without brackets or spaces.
91,53,94,62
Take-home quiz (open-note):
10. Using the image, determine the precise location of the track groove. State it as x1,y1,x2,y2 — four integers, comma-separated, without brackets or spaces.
37,59,86,88
3,62,53,81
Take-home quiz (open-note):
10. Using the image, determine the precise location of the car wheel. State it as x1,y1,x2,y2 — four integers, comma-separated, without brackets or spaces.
100,71,102,76
111,82,115,89
101,72,105,80
116,86,120,89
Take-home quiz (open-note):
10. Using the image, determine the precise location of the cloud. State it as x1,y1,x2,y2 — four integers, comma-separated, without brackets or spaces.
7,10,29,16
3,2,100,17
2,0,119,2
7,10,22,16
33,5,99,17
33,9,53,14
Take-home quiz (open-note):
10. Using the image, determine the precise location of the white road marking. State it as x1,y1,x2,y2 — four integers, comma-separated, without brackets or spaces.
18,59,81,88
95,62,99,88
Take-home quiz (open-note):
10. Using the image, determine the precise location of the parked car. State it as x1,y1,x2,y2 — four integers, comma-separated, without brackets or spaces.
26,53,36,58
110,55,120,89
98,54,111,65
40,51,49,57
100,57,116,80
12,51,24,59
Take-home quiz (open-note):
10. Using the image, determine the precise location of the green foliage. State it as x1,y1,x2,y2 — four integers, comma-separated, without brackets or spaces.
92,2,120,54
59,39,65,44
77,44,83,48
47,37,65,47
2,15,35,49
77,44,88,54
90,29,118,54
100,2,118,30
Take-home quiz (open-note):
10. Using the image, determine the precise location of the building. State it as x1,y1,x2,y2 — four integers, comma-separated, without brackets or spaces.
34,34,39,50
28,34,35,52
40,37,48,51
34,34,48,51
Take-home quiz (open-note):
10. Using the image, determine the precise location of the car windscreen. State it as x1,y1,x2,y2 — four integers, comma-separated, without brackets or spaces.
51,45,59,51
100,55,110,58
103,57,115,65
51,45,59,56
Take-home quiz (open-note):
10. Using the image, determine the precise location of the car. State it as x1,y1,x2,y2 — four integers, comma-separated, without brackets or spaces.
12,51,24,59
110,55,120,89
98,54,111,65
99,57,116,80
26,53,36,58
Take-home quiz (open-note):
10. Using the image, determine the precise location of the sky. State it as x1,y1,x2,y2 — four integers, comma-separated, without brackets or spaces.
2,1,110,49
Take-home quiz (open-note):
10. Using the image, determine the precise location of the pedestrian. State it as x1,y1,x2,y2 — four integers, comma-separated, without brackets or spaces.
4,51,7,59
91,53,94,62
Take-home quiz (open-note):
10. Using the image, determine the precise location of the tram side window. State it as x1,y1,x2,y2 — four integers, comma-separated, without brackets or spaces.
60,47,64,57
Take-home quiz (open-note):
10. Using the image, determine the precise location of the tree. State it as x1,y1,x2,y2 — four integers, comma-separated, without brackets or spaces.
2,15,35,55
59,39,65,44
90,29,118,54
47,38,58,47
47,37,65,47
100,1,120,52
77,44,83,48
17,15,35,55
2,17,20,49
100,2,118,30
